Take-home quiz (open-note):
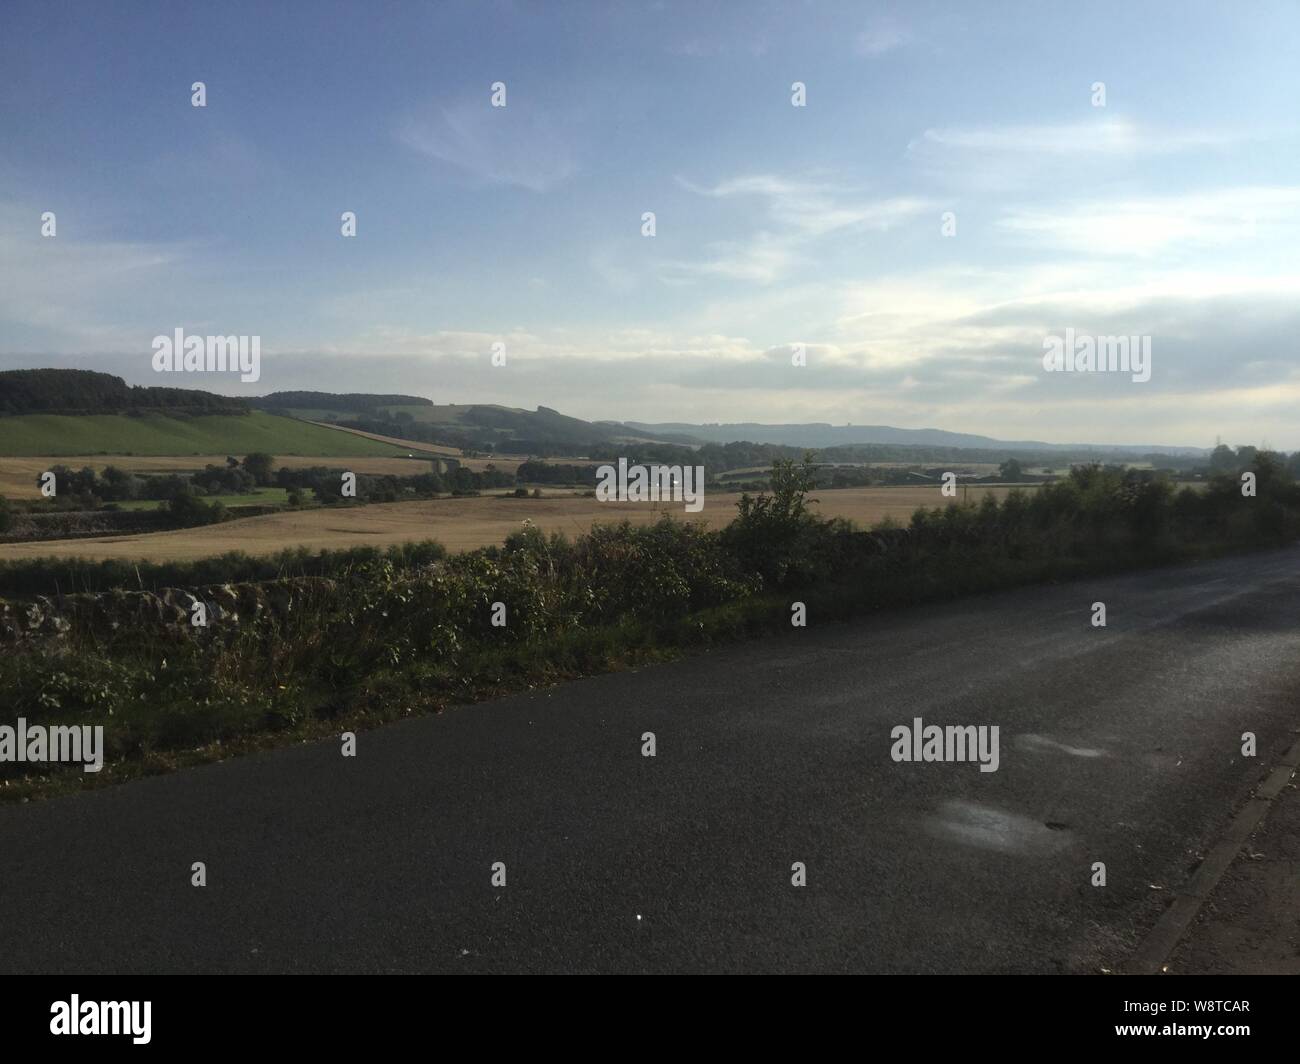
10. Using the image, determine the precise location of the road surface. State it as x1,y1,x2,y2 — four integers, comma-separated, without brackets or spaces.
3,547,1299,973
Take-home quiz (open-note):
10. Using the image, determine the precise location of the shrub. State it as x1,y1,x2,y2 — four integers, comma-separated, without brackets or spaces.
723,454,819,586
168,492,227,528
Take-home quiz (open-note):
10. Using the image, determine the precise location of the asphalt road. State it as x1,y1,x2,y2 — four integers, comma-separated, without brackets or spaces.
3,548,1300,974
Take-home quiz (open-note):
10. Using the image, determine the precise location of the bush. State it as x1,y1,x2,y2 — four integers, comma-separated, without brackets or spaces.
722,454,819,585
167,492,228,528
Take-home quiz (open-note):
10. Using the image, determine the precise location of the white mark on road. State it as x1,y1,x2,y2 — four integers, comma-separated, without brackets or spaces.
925,800,1076,854
1016,734,1107,758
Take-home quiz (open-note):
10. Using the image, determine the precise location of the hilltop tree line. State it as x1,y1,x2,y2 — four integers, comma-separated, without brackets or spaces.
251,392,431,413
0,369,248,416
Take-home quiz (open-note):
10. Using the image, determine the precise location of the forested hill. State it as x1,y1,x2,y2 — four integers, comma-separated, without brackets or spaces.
251,391,433,412
0,369,248,416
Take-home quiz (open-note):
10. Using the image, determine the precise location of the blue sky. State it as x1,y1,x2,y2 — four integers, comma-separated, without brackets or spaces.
3,0,1300,446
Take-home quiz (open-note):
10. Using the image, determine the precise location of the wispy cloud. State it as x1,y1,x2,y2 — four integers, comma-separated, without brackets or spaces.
998,187,1300,255
0,201,195,352
854,17,910,56
911,118,1242,158
397,97,577,192
681,175,934,236
665,175,937,283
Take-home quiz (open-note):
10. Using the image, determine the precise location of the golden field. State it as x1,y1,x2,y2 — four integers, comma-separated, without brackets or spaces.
0,484,1025,563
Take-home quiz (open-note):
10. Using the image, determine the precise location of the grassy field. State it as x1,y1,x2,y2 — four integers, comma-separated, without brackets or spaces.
114,487,292,511
0,411,411,458
0,484,1025,562
301,420,464,456
374,402,497,424
304,421,555,471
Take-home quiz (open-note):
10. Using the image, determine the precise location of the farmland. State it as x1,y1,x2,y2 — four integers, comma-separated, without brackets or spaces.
0,453,476,499
0,484,1023,562
113,487,293,511
0,411,411,457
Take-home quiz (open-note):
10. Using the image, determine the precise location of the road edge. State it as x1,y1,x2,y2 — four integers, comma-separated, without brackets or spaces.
1126,732,1300,974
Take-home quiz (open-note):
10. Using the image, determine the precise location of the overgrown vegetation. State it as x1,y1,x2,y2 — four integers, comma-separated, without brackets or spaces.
2,456,1297,799
0,542,449,597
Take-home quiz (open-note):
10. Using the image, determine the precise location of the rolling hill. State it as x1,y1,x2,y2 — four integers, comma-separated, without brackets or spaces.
262,399,684,455
0,369,1208,461
621,420,1207,455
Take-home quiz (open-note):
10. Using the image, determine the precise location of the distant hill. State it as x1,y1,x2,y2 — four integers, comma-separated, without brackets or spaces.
0,411,408,457
269,399,683,456
620,421,1207,457
251,391,433,413
0,368,247,416
0,370,1208,461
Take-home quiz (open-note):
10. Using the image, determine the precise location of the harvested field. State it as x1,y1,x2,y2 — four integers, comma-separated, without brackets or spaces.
0,485,1027,562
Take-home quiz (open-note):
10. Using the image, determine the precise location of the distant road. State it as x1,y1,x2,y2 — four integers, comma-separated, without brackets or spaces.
302,418,466,457
3,547,1299,973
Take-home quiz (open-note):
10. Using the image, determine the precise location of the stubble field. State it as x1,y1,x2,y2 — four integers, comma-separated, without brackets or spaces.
0,484,1025,562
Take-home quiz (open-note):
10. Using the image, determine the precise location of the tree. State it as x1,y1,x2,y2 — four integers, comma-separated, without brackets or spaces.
725,453,819,585
242,452,275,487
735,454,817,529
99,465,140,501
168,491,225,527
1209,444,1237,473
998,458,1023,481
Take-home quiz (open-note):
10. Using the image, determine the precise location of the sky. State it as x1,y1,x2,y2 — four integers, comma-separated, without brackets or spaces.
2,0,1299,448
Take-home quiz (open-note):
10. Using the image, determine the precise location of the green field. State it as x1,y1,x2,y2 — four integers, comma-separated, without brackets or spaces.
116,487,292,511
375,403,487,424
278,403,496,426
0,412,409,457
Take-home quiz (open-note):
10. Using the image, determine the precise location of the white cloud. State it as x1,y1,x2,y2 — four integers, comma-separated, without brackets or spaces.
0,200,196,352
666,174,937,284
855,18,910,56
999,187,1300,256
397,97,577,192
911,118,1241,157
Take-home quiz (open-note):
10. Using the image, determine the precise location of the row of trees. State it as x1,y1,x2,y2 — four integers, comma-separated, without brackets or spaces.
1208,444,1300,477
35,453,275,508
0,369,248,416
273,463,516,503
723,453,1300,595
252,391,430,413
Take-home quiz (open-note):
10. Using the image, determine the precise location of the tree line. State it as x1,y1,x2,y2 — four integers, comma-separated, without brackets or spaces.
0,369,248,416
